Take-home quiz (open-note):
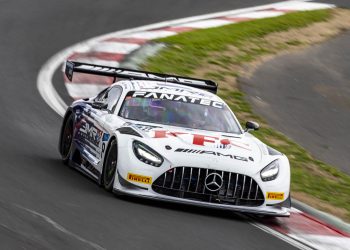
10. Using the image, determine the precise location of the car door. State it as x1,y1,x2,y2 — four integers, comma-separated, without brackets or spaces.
76,86,122,177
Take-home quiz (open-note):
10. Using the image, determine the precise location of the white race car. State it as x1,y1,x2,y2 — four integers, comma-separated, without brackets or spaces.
59,61,291,217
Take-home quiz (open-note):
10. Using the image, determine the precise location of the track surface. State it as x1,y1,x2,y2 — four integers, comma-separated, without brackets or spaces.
0,0,298,249
243,25,350,174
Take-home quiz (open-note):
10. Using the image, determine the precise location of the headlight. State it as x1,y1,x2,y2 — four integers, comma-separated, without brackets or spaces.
261,160,279,181
133,141,163,167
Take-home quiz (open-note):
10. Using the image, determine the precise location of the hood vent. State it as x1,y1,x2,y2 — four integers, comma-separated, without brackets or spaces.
117,127,142,137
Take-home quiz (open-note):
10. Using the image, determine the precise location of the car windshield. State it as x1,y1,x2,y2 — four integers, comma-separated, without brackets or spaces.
118,91,242,134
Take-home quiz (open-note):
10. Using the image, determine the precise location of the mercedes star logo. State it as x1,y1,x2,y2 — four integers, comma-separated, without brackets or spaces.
205,173,223,192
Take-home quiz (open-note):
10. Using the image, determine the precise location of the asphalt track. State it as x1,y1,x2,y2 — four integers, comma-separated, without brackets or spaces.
0,0,300,249
242,16,350,174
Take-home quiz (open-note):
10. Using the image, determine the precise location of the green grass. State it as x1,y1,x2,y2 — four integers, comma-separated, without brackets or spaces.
143,9,350,221
220,89,350,218
146,9,330,74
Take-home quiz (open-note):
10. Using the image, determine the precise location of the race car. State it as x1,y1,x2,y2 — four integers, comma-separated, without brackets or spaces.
59,61,291,217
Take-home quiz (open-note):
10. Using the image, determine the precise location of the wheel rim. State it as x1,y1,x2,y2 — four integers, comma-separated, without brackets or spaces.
105,143,117,187
61,118,73,159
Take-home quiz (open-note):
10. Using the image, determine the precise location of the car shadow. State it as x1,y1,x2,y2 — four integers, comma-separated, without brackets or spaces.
114,192,251,222
38,156,106,194
41,156,277,224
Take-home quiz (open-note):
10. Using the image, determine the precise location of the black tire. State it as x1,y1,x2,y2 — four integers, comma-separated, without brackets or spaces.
102,139,118,191
60,113,74,164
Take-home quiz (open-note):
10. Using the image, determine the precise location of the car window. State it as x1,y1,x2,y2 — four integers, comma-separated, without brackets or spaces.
119,91,242,134
94,87,109,102
94,86,122,112
105,86,122,112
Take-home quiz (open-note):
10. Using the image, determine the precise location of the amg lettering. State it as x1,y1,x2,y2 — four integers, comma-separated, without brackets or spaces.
234,156,248,162
175,148,248,162
175,148,185,152
199,150,216,156
216,152,234,159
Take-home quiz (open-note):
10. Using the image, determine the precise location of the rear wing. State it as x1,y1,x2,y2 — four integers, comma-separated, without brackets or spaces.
65,61,218,93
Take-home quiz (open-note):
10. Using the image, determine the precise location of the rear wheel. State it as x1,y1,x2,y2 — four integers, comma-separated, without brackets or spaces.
60,113,74,164
102,139,118,191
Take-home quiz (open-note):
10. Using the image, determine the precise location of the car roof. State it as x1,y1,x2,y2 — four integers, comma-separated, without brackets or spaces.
113,80,223,102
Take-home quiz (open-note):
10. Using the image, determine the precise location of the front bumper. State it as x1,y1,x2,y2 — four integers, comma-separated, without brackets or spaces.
114,172,290,217
114,136,291,217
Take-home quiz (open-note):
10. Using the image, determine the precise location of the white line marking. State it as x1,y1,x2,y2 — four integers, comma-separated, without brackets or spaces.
37,52,69,116
66,83,110,99
230,10,284,19
273,1,334,10
292,234,350,250
290,207,303,213
250,221,315,250
173,19,233,29
64,58,120,69
38,1,335,117
119,30,177,39
91,42,140,54
17,205,105,250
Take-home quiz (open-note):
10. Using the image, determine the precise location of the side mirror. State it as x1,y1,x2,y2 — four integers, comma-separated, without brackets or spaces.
92,101,108,110
245,121,259,132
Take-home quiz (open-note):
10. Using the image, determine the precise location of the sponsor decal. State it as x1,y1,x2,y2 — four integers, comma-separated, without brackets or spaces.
153,130,251,150
129,91,223,109
76,119,103,147
134,123,161,132
83,144,98,158
102,133,110,142
127,173,152,184
266,192,284,200
77,65,207,86
141,86,211,97
175,148,248,162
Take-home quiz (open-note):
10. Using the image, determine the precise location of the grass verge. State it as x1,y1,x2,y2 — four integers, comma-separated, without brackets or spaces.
143,9,350,221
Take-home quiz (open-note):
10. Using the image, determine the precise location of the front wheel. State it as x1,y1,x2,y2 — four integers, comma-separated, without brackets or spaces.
102,139,118,191
60,113,74,164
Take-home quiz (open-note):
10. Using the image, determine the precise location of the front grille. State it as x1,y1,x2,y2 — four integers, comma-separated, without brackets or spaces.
152,167,264,207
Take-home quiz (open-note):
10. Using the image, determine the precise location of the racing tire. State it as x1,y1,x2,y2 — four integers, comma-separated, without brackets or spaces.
102,139,118,192
60,113,74,165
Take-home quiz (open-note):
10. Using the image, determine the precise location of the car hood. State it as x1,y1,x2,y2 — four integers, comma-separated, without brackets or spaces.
129,123,274,174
